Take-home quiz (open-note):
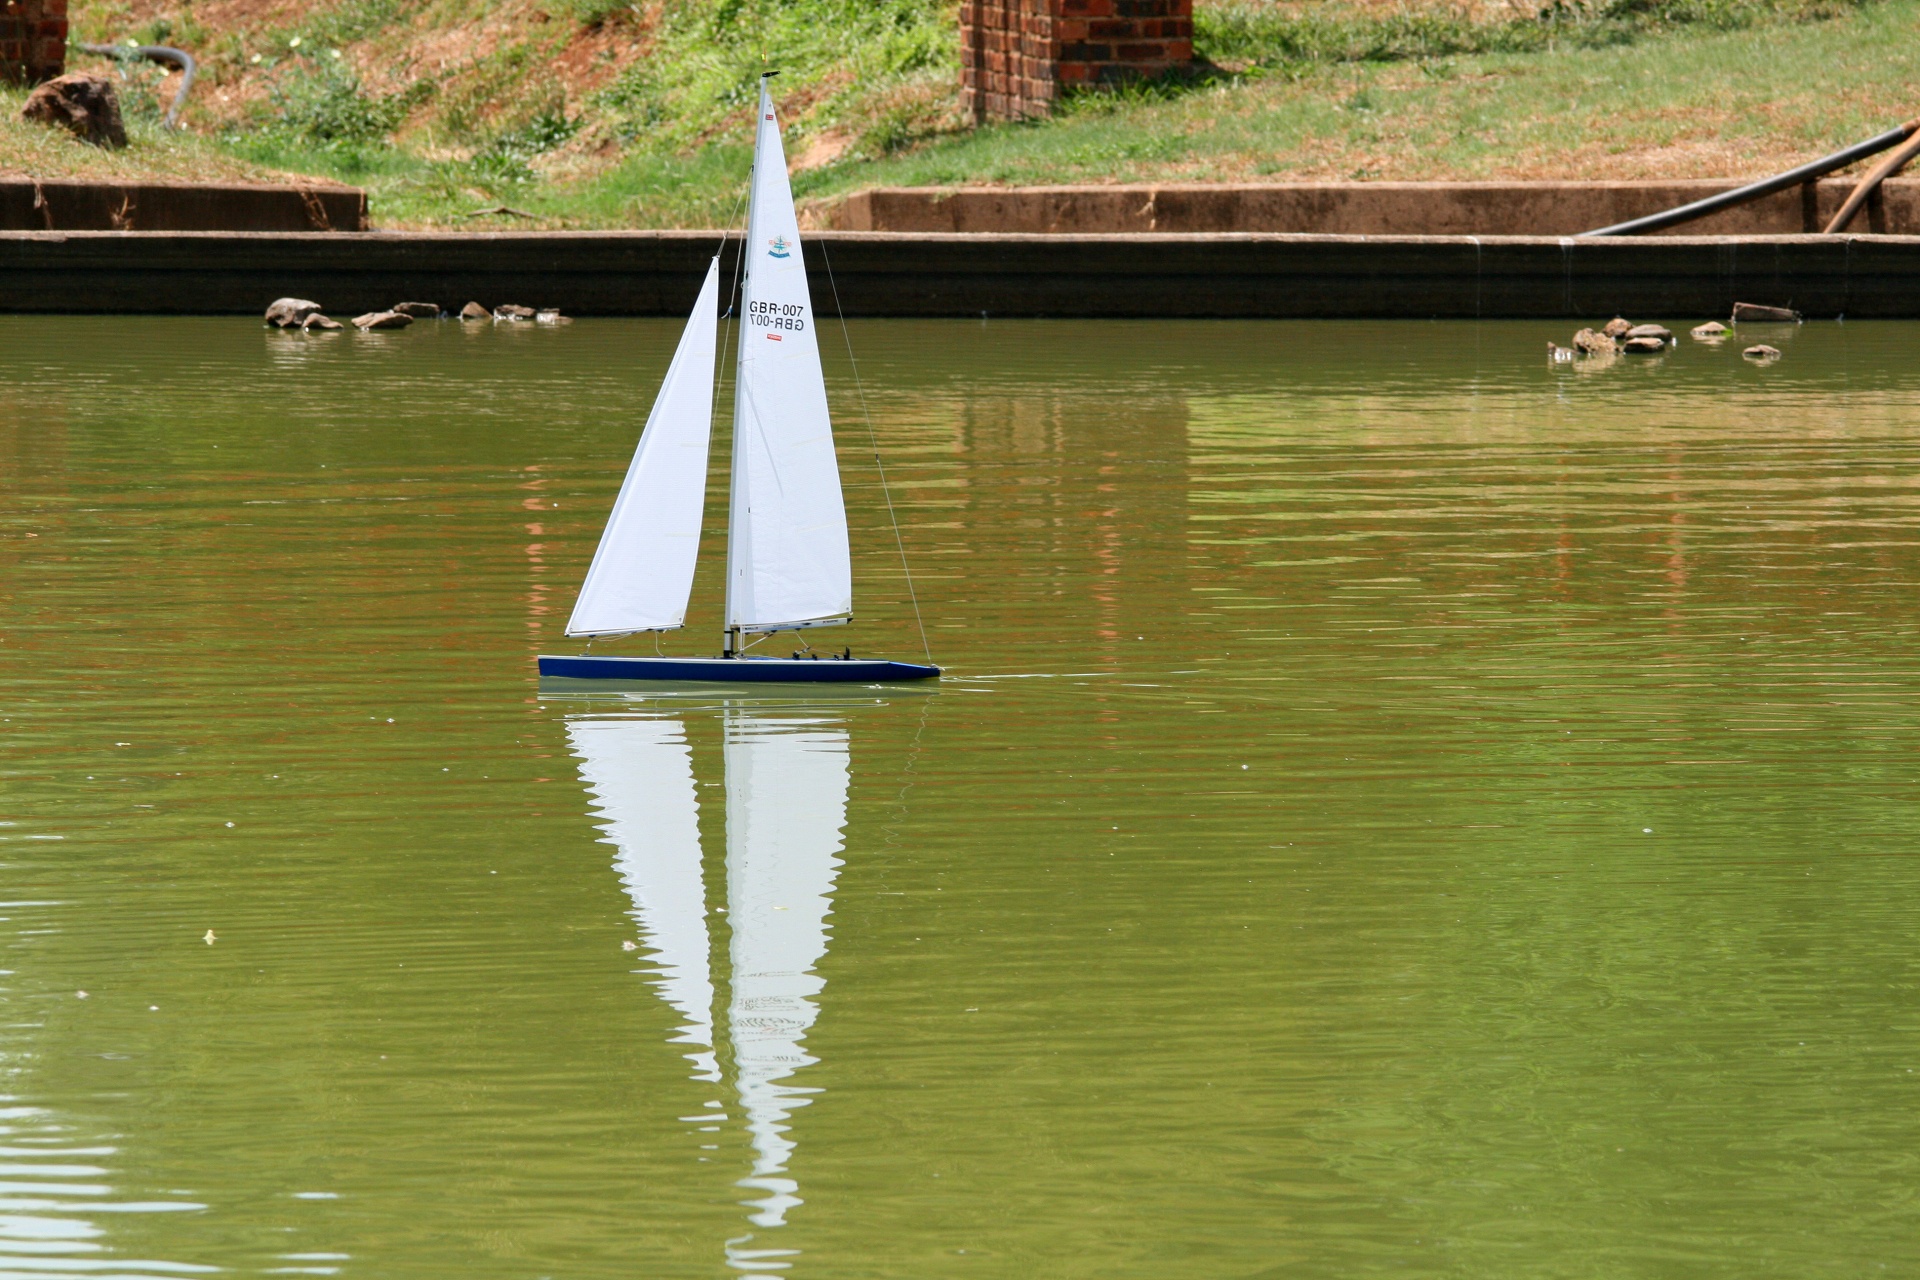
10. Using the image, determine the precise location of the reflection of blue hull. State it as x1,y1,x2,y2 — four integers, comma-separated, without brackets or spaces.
537,654,940,682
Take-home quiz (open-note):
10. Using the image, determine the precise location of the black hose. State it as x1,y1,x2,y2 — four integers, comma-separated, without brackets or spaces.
77,42,197,130
1580,119,1920,237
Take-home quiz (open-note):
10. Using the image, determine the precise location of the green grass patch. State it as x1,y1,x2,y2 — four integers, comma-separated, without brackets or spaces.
788,0,1920,195
593,0,958,155
1194,0,1874,71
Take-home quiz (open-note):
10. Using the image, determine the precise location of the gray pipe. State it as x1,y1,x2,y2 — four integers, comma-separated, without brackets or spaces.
77,42,197,130
1580,120,1919,237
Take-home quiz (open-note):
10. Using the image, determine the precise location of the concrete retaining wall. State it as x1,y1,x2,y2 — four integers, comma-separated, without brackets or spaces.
0,181,368,231
0,229,1915,318
823,179,1920,237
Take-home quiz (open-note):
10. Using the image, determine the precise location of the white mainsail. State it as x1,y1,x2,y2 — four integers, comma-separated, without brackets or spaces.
566,260,721,636
726,79,854,635
567,717,719,1082
723,713,849,1228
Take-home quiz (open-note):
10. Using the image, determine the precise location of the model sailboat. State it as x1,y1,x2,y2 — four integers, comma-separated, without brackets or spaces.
538,77,938,684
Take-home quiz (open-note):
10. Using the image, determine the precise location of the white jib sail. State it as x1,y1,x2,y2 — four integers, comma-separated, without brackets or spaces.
723,713,849,1228
566,260,721,636
726,80,853,634
567,716,719,1083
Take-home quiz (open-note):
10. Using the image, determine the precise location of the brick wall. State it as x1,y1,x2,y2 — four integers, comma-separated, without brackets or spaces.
0,0,67,85
962,0,1193,122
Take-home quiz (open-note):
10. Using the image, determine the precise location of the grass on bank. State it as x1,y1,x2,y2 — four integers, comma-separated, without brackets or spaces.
4,0,1917,225
0,85,301,185
813,0,1920,193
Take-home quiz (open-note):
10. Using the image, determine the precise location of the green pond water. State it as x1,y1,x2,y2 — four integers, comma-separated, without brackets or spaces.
3,314,1920,1279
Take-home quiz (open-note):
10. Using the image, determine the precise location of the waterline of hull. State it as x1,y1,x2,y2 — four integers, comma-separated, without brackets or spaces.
536,654,940,683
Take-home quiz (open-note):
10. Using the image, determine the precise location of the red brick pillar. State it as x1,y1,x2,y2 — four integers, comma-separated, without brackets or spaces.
962,0,1192,123
0,0,68,85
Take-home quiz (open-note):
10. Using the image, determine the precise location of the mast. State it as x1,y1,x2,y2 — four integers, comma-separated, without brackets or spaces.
723,74,774,658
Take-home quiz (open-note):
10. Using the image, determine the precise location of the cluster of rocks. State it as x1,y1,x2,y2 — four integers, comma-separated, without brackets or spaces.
1556,317,1676,359
265,298,570,331
1550,302,1799,366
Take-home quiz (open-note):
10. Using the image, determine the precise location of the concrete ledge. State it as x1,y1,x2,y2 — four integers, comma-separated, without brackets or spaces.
0,181,367,232
0,230,1916,318
821,179,1920,237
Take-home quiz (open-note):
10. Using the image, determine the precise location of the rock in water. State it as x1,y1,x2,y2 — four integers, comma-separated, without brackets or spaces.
536,309,570,325
20,74,128,149
1622,336,1667,354
459,302,490,321
1690,321,1730,341
1626,323,1673,342
1732,302,1801,323
1602,317,1635,339
1572,327,1615,355
391,302,441,318
493,304,537,321
265,298,323,328
303,313,344,331
352,311,413,330
1743,344,1782,362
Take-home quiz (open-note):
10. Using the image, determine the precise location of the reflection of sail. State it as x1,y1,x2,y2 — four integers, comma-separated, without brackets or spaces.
724,715,849,1231
567,718,718,1081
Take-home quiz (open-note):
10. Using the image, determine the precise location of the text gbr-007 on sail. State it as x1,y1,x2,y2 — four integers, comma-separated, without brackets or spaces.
537,77,938,685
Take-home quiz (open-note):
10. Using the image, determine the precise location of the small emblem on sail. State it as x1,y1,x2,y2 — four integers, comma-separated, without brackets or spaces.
767,235,792,259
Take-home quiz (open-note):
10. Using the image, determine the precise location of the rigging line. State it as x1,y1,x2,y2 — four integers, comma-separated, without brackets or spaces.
715,194,748,258
814,236,934,667
716,177,750,316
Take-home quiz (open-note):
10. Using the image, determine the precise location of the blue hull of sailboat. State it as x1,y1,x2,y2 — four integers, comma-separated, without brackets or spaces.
537,654,940,683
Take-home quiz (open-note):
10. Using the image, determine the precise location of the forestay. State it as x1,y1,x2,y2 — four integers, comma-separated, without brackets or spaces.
566,260,721,636
726,79,853,634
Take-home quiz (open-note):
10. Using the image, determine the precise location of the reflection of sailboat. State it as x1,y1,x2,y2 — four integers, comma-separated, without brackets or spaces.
538,75,936,685
566,709,849,1269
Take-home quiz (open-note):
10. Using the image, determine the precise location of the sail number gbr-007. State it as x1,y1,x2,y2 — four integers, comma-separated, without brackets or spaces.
749,300,807,332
